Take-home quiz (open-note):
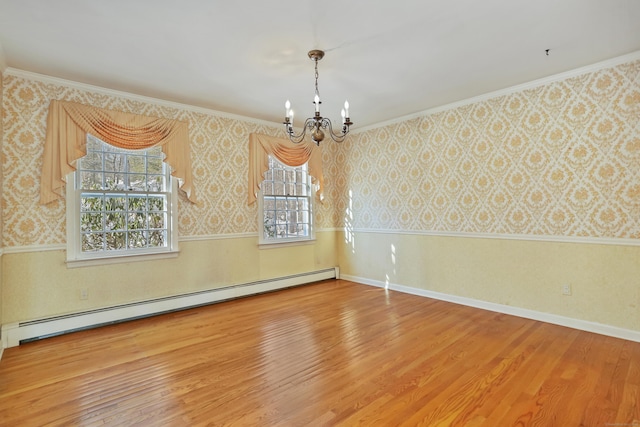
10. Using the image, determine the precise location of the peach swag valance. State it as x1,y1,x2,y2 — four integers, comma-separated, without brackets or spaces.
40,100,197,205
248,133,323,205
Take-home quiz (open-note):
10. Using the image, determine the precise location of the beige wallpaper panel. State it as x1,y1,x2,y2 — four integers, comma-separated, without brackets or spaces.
335,60,640,240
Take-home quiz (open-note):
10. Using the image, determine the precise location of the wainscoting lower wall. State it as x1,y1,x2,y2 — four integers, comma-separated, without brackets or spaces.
2,267,338,348
337,230,640,341
341,274,640,343
1,232,339,350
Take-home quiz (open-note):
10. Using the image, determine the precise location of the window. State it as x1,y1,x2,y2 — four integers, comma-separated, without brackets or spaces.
259,156,314,244
66,134,178,265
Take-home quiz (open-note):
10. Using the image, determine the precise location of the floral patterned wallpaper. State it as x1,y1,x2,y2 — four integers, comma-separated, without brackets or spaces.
3,58,639,248
1,73,338,247
0,69,4,248
334,60,640,240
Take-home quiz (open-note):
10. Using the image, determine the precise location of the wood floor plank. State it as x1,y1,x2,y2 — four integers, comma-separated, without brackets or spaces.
1,279,639,426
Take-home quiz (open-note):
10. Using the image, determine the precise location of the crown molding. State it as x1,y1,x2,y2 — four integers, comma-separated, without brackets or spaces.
8,50,639,135
354,50,640,134
3,67,282,128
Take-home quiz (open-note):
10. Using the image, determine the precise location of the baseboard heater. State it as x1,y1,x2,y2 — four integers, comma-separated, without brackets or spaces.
2,267,338,349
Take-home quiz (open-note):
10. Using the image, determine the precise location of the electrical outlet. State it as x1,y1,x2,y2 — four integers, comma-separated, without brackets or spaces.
561,284,572,296
80,289,88,300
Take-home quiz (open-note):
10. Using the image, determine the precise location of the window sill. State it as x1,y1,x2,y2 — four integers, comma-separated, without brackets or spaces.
258,238,316,250
66,250,180,268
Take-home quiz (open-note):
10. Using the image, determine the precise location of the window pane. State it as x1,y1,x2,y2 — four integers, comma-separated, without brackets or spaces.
128,196,147,211
148,230,166,247
81,195,104,212
285,183,296,195
106,232,126,250
285,169,295,182
82,151,103,170
106,211,126,231
128,231,147,248
148,175,165,192
128,212,147,230
82,232,104,252
264,197,275,211
128,174,147,191
127,155,146,174
274,182,285,194
148,195,165,211
86,135,102,151
80,171,102,190
148,157,163,174
103,153,127,173
149,212,165,229
262,182,273,196
104,173,125,190
81,213,103,232
275,224,287,238
105,196,125,211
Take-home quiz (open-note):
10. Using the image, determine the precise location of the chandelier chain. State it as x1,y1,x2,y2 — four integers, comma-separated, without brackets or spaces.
314,58,320,98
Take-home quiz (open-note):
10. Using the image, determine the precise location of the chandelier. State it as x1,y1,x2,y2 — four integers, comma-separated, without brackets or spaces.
283,49,353,145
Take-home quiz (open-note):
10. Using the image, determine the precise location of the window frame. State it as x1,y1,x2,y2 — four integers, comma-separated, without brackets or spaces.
66,136,179,267
258,156,315,247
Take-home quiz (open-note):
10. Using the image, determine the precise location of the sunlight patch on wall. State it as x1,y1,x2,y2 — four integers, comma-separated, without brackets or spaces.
344,190,356,254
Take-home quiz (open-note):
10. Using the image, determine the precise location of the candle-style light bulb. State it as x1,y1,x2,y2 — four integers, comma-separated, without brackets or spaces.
289,110,294,125
285,100,291,118
341,108,346,124
344,100,350,118
314,94,320,113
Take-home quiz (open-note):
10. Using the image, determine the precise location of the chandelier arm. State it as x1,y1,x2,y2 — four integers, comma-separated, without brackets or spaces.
320,117,349,143
283,118,317,144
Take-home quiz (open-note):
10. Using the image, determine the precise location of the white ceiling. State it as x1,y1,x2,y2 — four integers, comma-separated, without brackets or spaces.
1,0,639,128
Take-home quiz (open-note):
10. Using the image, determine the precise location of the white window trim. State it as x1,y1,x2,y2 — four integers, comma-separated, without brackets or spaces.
65,172,179,268
257,189,316,248
257,159,315,247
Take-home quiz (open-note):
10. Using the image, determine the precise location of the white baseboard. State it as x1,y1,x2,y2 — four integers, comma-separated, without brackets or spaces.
1,267,338,350
341,274,640,343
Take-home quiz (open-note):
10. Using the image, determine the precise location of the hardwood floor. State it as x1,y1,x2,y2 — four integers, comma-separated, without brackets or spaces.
1,279,639,426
